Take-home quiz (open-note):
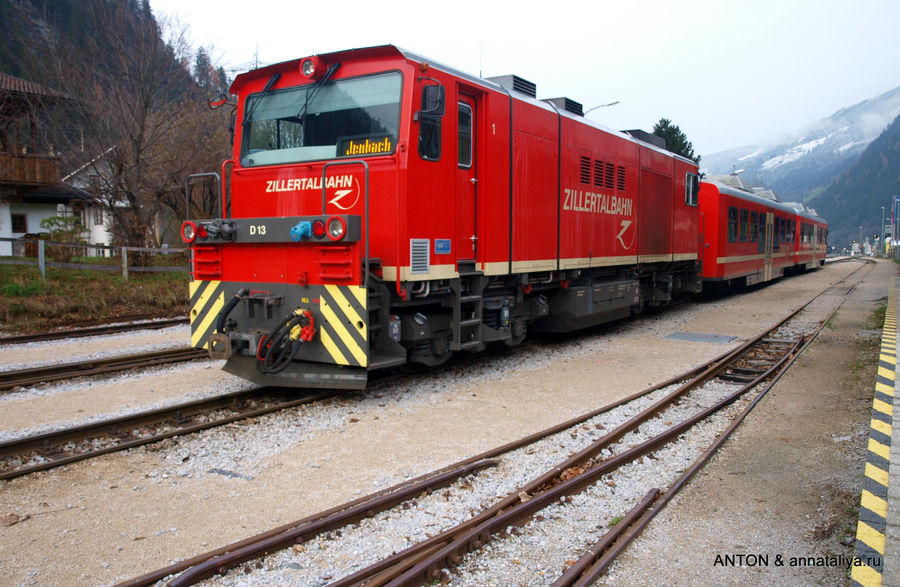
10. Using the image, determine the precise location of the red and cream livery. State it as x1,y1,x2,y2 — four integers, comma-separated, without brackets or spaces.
698,181,827,285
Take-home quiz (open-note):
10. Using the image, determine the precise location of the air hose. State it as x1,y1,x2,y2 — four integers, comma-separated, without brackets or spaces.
256,309,316,374
216,287,249,333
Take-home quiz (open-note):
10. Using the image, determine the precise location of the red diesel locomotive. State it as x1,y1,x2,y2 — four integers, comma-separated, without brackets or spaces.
182,45,826,390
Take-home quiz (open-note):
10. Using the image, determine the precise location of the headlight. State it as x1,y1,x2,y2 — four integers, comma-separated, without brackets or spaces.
301,58,316,77
326,217,345,240
181,221,197,243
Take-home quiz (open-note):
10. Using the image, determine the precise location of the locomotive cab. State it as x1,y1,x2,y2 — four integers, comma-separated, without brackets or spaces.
186,48,422,389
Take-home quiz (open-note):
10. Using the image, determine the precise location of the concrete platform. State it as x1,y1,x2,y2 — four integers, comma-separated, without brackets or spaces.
853,278,898,586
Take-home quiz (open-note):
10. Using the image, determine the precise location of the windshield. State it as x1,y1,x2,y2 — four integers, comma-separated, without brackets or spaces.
240,72,402,167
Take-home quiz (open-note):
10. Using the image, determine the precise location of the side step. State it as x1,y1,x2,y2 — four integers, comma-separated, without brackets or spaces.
450,269,486,351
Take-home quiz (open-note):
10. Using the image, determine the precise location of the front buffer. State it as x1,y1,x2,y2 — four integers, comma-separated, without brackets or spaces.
191,279,369,389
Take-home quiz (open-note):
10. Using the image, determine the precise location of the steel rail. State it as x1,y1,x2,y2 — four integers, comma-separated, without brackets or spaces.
164,459,498,587
332,263,874,585
554,335,808,585
120,346,748,587
0,317,189,346
379,337,807,586
550,267,863,584
0,347,206,391
159,331,803,587
0,388,338,481
325,293,834,585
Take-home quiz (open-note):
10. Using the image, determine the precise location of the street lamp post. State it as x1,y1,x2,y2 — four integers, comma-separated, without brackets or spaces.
584,101,620,115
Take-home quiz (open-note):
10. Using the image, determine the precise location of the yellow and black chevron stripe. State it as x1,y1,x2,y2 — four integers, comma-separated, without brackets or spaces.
318,284,368,367
851,279,896,586
189,280,224,350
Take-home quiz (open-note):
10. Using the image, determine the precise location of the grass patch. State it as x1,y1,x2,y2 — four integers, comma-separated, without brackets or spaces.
0,264,189,334
866,301,887,331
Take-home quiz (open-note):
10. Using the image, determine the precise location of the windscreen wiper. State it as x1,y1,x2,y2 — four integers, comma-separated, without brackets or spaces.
296,62,341,122
242,73,282,127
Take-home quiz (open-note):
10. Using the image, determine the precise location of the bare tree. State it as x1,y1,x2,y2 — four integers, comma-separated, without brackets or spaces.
31,1,230,248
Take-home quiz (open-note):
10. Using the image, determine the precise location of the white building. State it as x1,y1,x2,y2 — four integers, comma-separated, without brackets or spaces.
0,72,112,256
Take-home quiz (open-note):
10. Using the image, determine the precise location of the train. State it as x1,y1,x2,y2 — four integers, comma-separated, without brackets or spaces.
181,45,828,390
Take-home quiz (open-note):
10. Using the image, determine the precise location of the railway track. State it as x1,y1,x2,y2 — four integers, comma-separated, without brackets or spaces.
0,316,189,346
0,388,338,481
0,347,206,392
113,271,856,587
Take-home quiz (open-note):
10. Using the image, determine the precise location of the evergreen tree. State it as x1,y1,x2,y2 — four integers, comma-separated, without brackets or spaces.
652,118,700,163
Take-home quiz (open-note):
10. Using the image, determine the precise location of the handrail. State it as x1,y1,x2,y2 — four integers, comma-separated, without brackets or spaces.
221,158,235,218
321,160,370,291
183,172,221,220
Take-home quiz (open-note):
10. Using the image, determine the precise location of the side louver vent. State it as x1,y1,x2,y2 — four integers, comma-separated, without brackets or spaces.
486,75,537,98
580,157,591,184
410,239,430,274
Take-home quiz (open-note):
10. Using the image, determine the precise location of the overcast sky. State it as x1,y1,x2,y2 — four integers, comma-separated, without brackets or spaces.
151,0,900,158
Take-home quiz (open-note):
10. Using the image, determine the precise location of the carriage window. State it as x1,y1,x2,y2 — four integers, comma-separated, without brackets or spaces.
739,209,749,242
750,211,758,242
727,207,738,243
458,102,473,168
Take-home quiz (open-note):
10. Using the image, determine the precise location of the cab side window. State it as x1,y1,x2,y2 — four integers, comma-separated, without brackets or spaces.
685,173,699,206
419,117,441,161
418,85,444,161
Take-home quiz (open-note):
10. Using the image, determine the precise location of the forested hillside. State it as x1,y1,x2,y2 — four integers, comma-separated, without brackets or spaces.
0,0,231,247
808,114,900,250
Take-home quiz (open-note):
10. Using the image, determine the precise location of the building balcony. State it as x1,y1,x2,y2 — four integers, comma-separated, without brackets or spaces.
0,153,60,188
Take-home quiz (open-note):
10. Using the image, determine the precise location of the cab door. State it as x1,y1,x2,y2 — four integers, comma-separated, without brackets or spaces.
811,225,818,266
456,95,477,261
764,212,774,281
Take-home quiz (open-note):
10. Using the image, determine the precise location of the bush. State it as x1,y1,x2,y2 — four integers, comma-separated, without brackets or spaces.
39,216,85,263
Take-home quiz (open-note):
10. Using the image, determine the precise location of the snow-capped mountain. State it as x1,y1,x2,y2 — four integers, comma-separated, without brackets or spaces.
703,85,900,200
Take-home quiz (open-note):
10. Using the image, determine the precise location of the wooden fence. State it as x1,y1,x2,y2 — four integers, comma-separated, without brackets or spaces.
0,237,188,280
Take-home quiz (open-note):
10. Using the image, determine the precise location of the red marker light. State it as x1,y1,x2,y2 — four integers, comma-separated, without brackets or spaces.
312,219,326,238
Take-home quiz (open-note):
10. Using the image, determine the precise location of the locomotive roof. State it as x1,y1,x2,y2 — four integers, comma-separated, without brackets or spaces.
230,45,694,166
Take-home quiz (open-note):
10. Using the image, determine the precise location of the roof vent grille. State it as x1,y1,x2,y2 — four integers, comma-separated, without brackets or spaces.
543,97,584,116
486,75,536,98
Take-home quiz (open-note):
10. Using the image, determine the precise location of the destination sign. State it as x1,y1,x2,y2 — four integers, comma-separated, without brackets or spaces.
338,135,393,157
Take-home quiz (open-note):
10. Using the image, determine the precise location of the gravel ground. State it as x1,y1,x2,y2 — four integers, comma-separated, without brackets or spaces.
0,324,192,372
0,259,881,586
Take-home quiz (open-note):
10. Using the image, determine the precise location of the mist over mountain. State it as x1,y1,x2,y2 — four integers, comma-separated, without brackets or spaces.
806,113,900,251
703,85,900,202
